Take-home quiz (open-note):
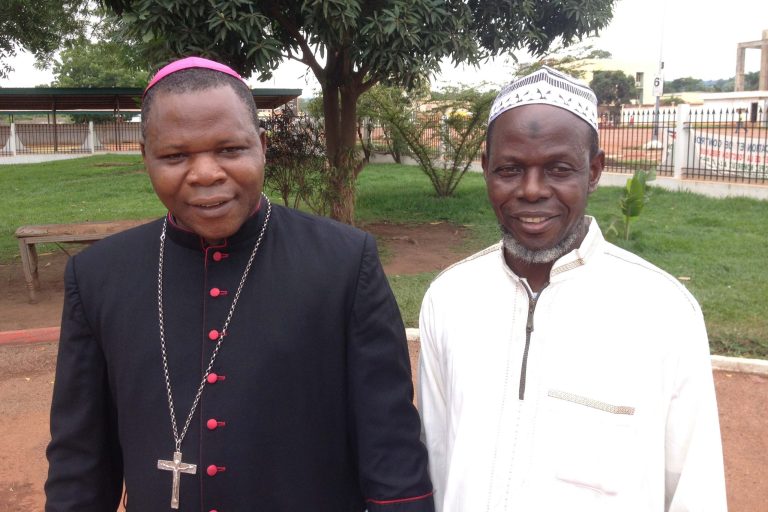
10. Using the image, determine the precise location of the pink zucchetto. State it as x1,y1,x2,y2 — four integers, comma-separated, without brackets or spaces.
143,56,245,97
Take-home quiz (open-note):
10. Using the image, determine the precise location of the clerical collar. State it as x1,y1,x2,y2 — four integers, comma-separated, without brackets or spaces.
164,198,269,251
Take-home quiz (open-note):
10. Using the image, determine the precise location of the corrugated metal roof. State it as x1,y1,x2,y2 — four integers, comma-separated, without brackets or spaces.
0,87,301,112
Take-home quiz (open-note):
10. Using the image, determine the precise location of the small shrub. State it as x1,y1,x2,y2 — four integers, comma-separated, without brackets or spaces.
607,169,655,240
263,108,331,215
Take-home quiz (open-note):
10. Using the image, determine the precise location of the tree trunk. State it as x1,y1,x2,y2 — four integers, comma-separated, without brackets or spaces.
322,81,362,225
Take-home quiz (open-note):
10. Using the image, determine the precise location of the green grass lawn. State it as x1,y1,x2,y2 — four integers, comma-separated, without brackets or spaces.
358,164,768,358
1,156,766,358
1,155,165,260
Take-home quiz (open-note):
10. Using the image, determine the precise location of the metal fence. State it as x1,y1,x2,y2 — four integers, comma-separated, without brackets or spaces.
3,108,767,185
363,109,681,175
362,113,485,162
364,107,767,184
15,123,91,154
603,106,768,184
683,108,767,183
0,121,141,155
600,108,677,177
94,122,141,152
0,125,10,156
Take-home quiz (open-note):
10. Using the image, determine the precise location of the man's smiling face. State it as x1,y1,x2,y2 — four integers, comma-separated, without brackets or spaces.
482,104,603,264
142,84,266,245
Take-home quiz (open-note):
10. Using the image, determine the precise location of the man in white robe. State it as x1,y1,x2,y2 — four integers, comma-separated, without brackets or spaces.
418,66,727,512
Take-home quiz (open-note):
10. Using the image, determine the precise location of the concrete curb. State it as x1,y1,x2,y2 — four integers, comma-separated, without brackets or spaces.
711,355,768,376
407,328,768,376
0,326,60,346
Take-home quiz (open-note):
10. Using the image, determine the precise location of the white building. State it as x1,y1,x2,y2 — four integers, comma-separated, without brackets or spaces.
699,91,768,122
582,58,659,105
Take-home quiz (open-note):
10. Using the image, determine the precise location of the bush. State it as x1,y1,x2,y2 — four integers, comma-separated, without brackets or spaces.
263,108,331,215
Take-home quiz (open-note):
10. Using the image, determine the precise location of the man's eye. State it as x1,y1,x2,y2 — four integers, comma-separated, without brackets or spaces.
220,147,244,155
547,166,575,176
162,153,185,161
495,166,523,177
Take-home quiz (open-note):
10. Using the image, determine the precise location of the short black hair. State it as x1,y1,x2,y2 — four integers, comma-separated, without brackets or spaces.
141,68,259,139
485,114,600,160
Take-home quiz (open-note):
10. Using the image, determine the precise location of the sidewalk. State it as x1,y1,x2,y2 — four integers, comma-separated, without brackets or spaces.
0,154,90,165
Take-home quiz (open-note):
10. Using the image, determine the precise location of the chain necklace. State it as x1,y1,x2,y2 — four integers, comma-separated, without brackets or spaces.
155,195,271,509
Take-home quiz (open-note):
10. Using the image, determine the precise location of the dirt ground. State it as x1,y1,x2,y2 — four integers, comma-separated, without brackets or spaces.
0,222,765,511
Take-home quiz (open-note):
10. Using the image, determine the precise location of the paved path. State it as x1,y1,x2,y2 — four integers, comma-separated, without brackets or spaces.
0,154,90,165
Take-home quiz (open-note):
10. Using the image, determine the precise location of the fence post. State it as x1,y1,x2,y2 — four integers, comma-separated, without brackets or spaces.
88,121,96,154
672,104,690,180
9,123,17,155
435,115,442,159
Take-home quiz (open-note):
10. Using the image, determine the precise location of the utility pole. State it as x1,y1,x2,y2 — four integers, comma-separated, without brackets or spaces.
647,0,666,150
650,61,664,148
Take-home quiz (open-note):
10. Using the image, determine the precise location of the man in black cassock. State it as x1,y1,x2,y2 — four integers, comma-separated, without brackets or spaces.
44,57,434,512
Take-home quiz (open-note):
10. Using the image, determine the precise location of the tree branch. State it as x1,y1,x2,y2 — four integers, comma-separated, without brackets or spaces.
261,4,325,82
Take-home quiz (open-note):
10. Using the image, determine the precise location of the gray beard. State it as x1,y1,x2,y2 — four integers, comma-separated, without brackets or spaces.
501,216,589,265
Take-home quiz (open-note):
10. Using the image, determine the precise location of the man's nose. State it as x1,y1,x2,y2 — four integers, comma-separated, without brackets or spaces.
518,168,551,202
187,153,226,185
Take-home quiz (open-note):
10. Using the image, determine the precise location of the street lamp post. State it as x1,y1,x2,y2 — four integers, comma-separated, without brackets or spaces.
651,61,664,148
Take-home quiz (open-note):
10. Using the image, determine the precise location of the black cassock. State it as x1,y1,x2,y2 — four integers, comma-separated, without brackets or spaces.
45,202,434,512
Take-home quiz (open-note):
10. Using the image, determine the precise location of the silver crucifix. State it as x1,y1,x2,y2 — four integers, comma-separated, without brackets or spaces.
157,450,197,509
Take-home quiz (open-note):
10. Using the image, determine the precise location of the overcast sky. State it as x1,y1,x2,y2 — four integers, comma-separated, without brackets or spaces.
1,0,765,92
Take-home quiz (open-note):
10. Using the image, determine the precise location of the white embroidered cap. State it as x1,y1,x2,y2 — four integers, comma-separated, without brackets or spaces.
489,65,598,133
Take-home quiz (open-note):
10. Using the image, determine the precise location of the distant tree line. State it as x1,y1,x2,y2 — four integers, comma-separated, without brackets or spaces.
664,72,760,93
590,70,636,106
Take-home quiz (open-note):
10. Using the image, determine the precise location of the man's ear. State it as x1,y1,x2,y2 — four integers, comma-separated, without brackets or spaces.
481,150,489,179
259,127,267,154
588,149,604,194
140,142,146,158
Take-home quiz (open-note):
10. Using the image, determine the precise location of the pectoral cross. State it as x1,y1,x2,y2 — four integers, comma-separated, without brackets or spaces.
157,451,197,509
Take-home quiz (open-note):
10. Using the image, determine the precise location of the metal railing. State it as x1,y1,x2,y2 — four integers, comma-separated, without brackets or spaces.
94,122,141,152
0,125,10,156
3,108,767,185
599,108,677,177
0,121,141,155
363,107,767,184
684,108,767,183
14,123,91,154
361,113,485,162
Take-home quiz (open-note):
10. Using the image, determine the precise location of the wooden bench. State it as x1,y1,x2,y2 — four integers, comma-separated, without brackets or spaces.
14,219,154,303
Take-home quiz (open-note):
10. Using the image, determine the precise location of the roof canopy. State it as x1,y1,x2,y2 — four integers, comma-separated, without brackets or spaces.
0,87,301,113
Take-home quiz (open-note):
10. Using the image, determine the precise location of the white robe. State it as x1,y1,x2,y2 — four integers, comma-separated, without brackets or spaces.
418,218,727,512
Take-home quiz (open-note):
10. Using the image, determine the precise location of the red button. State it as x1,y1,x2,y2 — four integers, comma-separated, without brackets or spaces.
212,251,224,262
207,418,226,430
209,288,221,297
206,373,225,384
207,465,225,476
208,329,219,341
209,510,218,512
